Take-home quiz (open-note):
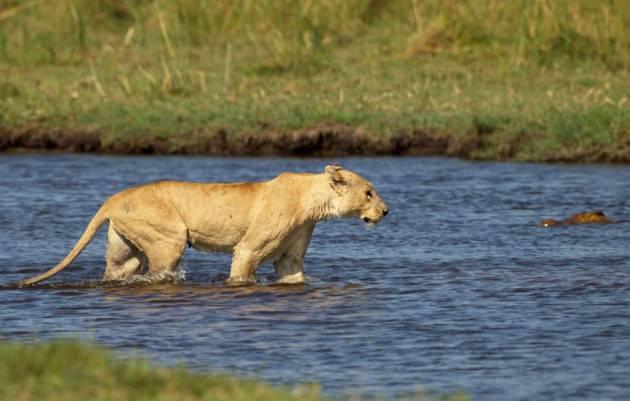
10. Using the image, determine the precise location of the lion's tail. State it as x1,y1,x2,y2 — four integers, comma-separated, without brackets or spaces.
15,202,111,287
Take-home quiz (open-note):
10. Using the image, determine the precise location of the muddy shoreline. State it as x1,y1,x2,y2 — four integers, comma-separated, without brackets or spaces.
1,123,628,162
0,123,475,157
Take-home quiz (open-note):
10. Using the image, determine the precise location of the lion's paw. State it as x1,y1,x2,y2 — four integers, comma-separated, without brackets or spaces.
276,271,306,284
225,274,256,286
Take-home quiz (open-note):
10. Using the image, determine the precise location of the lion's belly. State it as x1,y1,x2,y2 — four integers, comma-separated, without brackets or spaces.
187,226,244,254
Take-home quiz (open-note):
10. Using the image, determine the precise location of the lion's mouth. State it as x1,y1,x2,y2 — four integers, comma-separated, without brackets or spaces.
362,216,378,224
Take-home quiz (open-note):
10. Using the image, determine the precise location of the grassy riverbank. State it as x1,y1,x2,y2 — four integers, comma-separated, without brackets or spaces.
1,0,629,160
0,340,466,401
0,340,322,401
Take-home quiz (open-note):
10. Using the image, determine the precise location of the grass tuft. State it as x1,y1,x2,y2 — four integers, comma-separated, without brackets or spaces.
0,340,465,401
0,340,323,401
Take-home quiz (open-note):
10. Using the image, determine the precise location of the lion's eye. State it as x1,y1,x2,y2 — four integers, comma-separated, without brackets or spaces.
366,190,373,200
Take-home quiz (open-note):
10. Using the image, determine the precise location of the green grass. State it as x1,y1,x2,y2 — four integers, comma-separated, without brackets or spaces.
0,340,322,401
0,340,467,401
0,0,629,160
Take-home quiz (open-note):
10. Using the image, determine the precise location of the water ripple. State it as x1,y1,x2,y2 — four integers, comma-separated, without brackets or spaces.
0,156,629,401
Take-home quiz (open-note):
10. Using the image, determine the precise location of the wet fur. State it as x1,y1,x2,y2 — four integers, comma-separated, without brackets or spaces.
17,165,388,286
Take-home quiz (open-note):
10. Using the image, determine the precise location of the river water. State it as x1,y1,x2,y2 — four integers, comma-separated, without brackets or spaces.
0,155,629,400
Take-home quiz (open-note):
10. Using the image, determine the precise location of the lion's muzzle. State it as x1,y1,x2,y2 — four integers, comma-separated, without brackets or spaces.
362,206,389,224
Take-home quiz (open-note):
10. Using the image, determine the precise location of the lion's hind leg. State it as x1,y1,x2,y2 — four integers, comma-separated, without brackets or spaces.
114,221,188,281
104,225,147,281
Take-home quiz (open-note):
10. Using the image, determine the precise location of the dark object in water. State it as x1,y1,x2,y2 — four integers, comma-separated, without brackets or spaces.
539,210,613,227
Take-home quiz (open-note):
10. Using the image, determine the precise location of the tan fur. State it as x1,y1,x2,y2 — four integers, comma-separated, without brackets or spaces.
18,165,388,286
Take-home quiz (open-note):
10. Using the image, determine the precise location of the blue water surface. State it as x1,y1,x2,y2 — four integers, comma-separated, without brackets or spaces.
1,155,629,400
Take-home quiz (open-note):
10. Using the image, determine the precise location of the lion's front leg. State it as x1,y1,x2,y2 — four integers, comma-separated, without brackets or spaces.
274,254,305,283
227,247,260,285
227,229,297,285
273,224,314,284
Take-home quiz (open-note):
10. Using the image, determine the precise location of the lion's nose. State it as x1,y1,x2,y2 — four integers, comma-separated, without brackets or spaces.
383,209,389,217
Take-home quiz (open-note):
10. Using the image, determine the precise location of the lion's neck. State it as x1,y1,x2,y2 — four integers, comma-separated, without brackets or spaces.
305,197,336,221
302,175,339,222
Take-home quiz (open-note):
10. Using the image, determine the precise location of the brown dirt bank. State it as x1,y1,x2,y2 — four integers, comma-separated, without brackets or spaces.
1,123,629,162
0,123,474,157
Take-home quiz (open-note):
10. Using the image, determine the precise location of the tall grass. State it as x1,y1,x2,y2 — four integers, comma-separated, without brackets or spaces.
1,0,628,70
404,0,629,68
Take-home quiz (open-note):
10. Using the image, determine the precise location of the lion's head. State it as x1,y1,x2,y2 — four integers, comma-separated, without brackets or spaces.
325,164,389,224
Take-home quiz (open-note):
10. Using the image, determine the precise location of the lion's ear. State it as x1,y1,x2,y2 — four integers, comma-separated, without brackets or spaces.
325,164,346,190
324,163,343,175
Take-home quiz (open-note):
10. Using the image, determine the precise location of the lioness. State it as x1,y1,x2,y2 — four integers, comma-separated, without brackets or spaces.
17,164,388,286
